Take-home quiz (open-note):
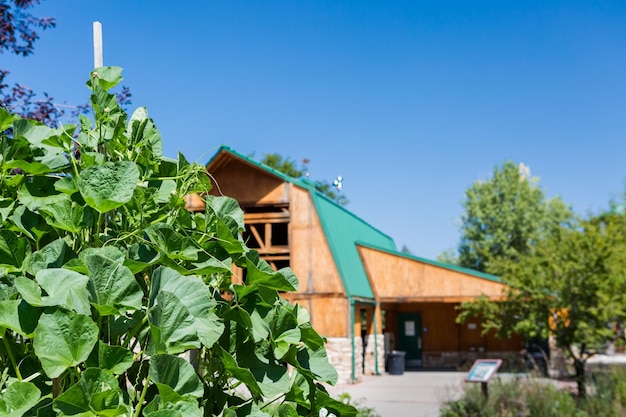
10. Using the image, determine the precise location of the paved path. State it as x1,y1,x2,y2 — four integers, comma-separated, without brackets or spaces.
327,371,468,417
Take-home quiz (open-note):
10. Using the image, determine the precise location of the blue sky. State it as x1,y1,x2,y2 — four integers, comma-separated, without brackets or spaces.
3,1,625,259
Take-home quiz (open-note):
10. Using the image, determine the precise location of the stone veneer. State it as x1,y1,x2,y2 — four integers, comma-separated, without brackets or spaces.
325,334,385,384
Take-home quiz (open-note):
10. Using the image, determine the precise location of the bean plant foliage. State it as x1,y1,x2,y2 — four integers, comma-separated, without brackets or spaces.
0,67,355,417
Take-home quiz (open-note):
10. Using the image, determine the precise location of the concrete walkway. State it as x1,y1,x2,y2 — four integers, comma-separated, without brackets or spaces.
327,371,468,417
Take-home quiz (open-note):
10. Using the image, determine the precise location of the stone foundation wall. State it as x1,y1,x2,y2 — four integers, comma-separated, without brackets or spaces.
326,335,384,384
363,333,385,376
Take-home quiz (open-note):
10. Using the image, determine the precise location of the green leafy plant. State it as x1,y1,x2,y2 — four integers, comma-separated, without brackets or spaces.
0,67,356,416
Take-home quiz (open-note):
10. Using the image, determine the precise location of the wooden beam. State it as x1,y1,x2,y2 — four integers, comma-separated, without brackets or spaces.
379,295,506,303
284,292,346,300
265,223,272,248
248,225,266,250
257,249,290,257
245,212,290,222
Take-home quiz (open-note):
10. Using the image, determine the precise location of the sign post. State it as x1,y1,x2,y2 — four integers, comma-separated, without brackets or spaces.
465,359,502,398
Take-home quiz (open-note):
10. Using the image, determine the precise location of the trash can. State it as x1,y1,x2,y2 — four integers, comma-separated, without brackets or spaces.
387,351,406,375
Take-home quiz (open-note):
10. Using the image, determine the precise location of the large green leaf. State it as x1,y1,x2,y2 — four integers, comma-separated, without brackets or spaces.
7,205,49,243
148,354,203,398
205,196,245,235
53,368,131,417
149,267,223,352
0,107,18,132
143,398,202,417
0,300,40,337
188,254,232,276
217,347,262,398
124,243,160,274
245,253,298,292
0,230,29,273
294,347,338,385
3,159,53,175
127,107,163,161
15,271,90,315
33,309,98,378
144,410,183,417
24,238,76,276
87,66,123,90
276,404,299,417
149,267,216,318
315,390,357,417
38,197,93,233
0,198,14,223
78,161,140,213
234,339,290,398
16,177,64,212
149,291,200,354
83,247,143,315
86,342,133,375
0,381,41,417
145,224,200,261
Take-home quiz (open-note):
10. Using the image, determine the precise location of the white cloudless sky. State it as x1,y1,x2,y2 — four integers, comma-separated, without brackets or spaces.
4,0,625,259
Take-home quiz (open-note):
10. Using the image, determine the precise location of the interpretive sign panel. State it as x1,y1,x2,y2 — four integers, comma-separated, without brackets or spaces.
465,359,502,383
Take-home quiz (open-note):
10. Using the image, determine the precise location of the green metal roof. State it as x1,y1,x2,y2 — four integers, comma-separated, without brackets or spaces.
207,146,396,299
311,193,396,299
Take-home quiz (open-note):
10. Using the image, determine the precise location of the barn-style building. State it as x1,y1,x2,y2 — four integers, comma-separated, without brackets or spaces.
191,146,521,384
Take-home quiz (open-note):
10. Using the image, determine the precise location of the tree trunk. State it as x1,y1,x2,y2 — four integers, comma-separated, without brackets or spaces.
573,358,586,398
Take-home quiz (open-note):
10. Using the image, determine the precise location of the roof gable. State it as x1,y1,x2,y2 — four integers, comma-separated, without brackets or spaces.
207,146,395,300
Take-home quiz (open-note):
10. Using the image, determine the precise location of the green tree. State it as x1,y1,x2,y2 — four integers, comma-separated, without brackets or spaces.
458,210,626,397
456,161,572,274
0,68,355,416
261,153,305,178
260,153,349,206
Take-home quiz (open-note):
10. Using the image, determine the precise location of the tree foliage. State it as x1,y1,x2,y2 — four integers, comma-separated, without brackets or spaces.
0,67,355,416
0,0,131,125
458,209,626,397
260,153,349,206
456,161,572,274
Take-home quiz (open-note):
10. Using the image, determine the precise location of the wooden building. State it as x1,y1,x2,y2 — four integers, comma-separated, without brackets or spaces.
199,146,522,383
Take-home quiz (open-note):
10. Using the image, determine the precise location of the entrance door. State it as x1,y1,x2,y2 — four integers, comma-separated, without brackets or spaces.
397,313,422,367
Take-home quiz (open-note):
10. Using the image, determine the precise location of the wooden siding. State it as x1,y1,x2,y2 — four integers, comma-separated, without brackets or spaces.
358,246,506,302
208,158,288,205
382,302,522,353
283,294,349,338
290,184,345,295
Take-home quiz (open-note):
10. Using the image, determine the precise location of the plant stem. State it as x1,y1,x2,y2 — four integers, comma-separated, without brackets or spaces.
2,336,22,381
133,375,151,417
123,314,148,349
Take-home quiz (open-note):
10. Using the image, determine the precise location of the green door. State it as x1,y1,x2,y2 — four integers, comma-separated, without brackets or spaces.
397,313,422,367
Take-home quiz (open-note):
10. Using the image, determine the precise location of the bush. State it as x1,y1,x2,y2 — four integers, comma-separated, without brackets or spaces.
441,368,626,416
440,377,579,417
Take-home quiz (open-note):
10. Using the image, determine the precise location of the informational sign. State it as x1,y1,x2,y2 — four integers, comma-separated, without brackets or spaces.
404,321,415,336
466,359,502,383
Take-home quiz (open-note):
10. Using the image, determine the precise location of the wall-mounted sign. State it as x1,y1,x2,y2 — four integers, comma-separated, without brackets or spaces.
467,323,477,330
404,321,415,336
466,359,502,383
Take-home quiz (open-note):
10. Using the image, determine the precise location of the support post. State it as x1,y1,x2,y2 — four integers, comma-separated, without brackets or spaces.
93,21,103,68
